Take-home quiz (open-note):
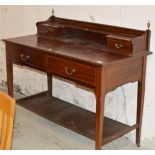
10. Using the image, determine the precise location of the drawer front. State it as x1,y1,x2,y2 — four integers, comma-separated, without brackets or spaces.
38,26,65,37
12,45,45,70
38,26,55,36
107,38,132,53
46,56,96,86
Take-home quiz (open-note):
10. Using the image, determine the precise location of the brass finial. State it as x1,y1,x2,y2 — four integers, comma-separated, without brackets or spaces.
147,20,150,30
52,8,54,16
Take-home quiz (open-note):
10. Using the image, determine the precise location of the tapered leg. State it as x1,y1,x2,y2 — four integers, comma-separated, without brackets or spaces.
6,59,13,97
136,81,145,147
96,96,105,150
136,56,147,147
47,73,52,95
95,67,106,150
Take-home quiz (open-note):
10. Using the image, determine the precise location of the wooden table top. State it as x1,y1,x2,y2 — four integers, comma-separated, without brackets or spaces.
4,34,132,66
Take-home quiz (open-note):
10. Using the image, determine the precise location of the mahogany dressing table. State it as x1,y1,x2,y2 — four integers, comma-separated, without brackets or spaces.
3,12,151,149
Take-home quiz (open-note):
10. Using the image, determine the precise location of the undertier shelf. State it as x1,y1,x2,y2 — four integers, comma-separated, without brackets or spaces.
17,91,137,145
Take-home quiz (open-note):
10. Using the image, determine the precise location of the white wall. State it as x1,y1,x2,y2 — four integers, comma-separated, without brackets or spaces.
0,5,155,143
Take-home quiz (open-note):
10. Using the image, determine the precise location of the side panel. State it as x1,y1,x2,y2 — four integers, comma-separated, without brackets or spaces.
106,57,143,92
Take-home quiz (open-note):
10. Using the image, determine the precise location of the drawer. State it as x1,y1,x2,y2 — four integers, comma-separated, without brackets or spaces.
12,45,45,70
106,36,132,53
38,26,55,35
38,26,65,37
46,56,96,86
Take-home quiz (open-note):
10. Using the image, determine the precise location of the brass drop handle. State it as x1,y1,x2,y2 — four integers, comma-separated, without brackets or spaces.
64,67,76,76
20,54,30,62
115,43,123,49
42,29,48,33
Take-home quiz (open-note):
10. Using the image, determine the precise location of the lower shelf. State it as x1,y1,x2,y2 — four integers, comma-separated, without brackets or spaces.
17,91,137,145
